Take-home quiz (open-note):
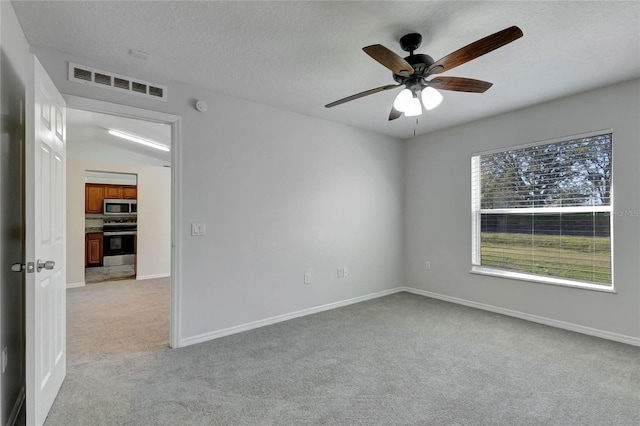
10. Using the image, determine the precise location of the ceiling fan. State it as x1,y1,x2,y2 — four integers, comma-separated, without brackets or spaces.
325,26,523,121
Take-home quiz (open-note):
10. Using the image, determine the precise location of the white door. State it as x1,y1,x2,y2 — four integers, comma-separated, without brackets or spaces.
25,56,66,426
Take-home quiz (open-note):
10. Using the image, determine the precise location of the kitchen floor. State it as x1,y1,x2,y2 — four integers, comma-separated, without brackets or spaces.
85,265,135,284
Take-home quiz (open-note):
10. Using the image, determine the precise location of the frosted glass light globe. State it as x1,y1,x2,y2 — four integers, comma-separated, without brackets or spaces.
393,89,422,116
421,87,443,110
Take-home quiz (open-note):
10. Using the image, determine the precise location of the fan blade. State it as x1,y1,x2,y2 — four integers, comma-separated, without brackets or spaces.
427,26,523,74
429,77,493,93
363,45,415,76
325,84,401,108
388,106,402,121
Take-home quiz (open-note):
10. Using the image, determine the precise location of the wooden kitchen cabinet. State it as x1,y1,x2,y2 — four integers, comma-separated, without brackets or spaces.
104,185,122,199
122,186,137,199
85,184,105,214
86,232,103,267
86,184,137,214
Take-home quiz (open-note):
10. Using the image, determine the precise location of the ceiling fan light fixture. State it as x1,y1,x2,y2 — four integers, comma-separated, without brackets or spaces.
404,98,422,116
421,87,443,110
393,89,422,116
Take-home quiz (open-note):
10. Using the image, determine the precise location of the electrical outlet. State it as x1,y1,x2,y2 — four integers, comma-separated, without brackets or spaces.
2,347,7,374
425,261,431,270
191,223,206,236
343,267,349,277
337,268,344,278
304,272,311,284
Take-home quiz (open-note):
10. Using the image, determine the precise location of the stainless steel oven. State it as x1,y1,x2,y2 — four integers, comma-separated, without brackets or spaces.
103,219,137,267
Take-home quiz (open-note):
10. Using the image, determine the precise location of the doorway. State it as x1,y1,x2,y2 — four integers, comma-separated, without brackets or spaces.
63,96,182,353
66,107,172,362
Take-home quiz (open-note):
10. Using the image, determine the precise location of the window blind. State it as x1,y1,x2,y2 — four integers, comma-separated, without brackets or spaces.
471,132,612,286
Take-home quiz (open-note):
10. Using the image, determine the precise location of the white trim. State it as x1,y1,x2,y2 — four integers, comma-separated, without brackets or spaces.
480,206,612,214
62,95,177,123
170,113,182,349
402,287,639,347
66,281,85,289
179,285,638,349
179,288,403,348
136,273,170,281
62,94,182,349
470,266,616,293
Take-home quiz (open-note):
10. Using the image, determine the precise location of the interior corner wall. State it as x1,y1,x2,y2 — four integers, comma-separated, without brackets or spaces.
31,47,405,343
404,79,640,340
66,159,171,286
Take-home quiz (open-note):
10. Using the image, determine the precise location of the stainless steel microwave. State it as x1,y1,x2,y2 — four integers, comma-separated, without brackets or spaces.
103,199,137,216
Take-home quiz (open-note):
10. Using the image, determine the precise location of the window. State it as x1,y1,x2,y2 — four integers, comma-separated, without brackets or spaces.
471,131,613,289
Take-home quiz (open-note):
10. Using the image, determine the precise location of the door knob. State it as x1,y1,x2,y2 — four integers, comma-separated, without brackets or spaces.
37,259,55,272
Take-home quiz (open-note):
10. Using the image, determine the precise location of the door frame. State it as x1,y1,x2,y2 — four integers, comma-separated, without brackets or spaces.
64,95,182,348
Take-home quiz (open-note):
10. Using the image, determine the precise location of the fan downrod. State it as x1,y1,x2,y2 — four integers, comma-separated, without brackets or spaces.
399,33,422,53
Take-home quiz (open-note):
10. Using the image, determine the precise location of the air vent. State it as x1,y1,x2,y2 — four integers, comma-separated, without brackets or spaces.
114,77,130,90
68,62,167,102
94,73,112,86
148,86,164,98
132,82,147,94
73,68,92,82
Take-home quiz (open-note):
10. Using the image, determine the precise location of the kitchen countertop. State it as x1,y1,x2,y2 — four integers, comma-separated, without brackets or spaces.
85,227,103,233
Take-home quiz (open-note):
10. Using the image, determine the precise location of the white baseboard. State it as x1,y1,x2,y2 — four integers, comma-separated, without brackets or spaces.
66,281,85,288
179,285,639,349
402,287,640,347
179,287,403,348
136,273,170,281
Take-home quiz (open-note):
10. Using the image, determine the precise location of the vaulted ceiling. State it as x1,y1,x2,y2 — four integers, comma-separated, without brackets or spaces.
12,1,640,139
66,109,171,167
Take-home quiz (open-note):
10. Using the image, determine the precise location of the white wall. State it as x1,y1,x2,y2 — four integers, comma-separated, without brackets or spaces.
404,79,640,340
34,47,405,344
66,159,171,285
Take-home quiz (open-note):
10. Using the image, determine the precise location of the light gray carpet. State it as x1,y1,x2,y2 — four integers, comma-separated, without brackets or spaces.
66,278,170,366
47,292,639,425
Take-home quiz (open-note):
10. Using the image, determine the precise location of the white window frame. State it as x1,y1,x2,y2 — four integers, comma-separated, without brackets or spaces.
470,129,615,293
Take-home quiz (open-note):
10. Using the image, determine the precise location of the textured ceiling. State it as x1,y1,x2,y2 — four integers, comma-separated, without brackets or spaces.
12,1,640,139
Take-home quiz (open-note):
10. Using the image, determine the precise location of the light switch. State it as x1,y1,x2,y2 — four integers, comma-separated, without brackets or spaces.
304,272,311,284
191,223,206,236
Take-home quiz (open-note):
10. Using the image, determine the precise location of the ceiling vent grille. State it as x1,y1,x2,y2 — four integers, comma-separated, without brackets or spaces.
68,62,167,102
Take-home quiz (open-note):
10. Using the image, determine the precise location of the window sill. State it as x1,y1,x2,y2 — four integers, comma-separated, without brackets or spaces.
470,266,616,293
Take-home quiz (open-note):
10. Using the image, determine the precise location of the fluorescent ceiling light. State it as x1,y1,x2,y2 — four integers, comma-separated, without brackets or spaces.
108,129,170,152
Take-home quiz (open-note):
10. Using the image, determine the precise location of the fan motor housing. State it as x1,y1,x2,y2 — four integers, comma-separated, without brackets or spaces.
393,53,435,84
